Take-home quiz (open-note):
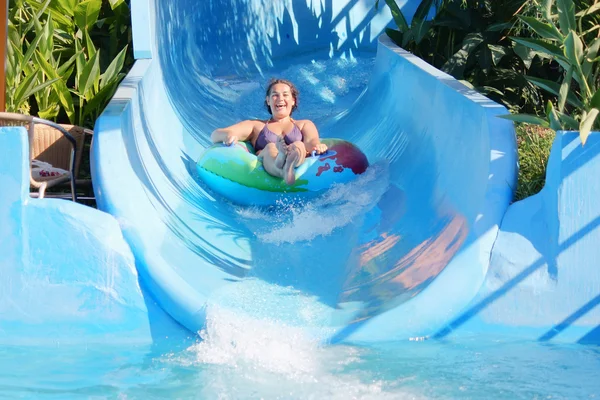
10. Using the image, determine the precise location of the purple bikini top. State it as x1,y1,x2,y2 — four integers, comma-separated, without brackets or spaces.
254,120,303,152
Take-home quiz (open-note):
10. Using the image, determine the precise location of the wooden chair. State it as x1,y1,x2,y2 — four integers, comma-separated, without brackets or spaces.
0,112,90,202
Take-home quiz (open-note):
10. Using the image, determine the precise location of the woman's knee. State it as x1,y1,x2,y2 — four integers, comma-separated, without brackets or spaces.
291,141,307,163
292,141,306,151
262,142,279,159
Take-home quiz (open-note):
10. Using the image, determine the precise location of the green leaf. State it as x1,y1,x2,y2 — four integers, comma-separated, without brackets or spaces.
486,22,512,32
558,66,573,113
401,29,414,49
56,50,81,79
39,14,54,57
479,86,504,96
498,113,550,128
542,0,553,21
47,9,74,31
21,77,60,100
385,0,409,32
74,37,86,88
34,51,75,122
74,0,102,31
564,30,584,66
56,0,77,16
576,2,600,17
78,50,101,98
591,90,600,110
108,0,125,10
410,0,434,43
488,45,508,66
22,32,45,70
442,32,484,78
100,45,128,89
413,20,432,45
84,28,97,60
511,37,567,63
413,0,434,22
514,43,538,69
385,28,404,47
83,75,123,120
556,0,576,36
525,76,584,109
37,104,61,120
479,45,493,71
556,111,579,130
517,16,563,41
13,72,39,107
546,101,562,131
583,37,600,79
579,108,599,146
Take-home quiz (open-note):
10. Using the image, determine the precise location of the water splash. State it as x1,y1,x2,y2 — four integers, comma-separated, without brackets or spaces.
166,304,424,400
237,161,389,244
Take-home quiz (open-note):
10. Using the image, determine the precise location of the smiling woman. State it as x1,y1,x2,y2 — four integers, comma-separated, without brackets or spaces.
211,78,330,185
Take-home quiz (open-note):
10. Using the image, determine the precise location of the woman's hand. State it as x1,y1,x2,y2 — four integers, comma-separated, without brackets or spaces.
224,134,239,146
312,143,328,154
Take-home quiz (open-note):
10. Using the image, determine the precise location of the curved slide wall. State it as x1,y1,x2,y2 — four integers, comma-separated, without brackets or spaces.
92,0,517,343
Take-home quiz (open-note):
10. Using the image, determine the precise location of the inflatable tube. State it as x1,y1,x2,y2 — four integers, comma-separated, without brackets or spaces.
195,138,369,206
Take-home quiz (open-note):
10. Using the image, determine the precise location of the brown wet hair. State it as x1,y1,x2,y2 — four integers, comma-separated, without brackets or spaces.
264,78,299,116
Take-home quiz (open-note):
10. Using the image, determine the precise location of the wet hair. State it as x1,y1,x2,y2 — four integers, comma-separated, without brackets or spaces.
264,78,299,116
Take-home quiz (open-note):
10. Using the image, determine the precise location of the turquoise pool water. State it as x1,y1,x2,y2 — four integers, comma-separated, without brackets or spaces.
1,323,598,399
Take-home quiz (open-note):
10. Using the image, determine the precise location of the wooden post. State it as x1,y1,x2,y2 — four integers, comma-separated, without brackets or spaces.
0,0,6,112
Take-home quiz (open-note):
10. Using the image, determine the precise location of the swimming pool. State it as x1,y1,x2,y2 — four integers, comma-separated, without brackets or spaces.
1,0,599,397
2,329,599,399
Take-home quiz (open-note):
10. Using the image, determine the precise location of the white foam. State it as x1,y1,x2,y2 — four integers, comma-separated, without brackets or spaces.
167,304,425,400
245,162,389,244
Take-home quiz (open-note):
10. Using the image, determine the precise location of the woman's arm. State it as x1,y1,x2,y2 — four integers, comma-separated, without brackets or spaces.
211,120,258,145
301,120,328,154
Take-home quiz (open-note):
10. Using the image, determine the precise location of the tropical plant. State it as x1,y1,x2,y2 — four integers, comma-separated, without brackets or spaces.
5,1,59,114
375,0,560,115
501,0,600,145
6,0,133,128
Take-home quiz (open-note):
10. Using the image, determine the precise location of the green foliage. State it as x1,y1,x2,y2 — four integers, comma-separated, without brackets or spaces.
502,0,600,145
514,124,554,201
378,0,599,145
5,0,57,114
5,0,133,128
377,0,558,115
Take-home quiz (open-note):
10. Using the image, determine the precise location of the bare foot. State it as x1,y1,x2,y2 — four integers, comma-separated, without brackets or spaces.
283,146,301,185
275,136,287,169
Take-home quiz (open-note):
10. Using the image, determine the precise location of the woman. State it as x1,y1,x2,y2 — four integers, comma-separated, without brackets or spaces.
211,78,328,185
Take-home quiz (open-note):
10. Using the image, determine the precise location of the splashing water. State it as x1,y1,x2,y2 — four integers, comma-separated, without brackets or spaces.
237,161,389,244
166,305,425,400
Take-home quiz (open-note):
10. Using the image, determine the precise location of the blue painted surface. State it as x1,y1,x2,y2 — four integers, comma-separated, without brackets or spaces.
131,0,152,59
0,127,187,345
438,131,600,343
91,0,519,343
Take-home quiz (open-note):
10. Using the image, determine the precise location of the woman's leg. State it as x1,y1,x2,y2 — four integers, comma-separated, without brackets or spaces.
259,140,307,185
275,136,288,169
282,141,306,185
259,142,285,179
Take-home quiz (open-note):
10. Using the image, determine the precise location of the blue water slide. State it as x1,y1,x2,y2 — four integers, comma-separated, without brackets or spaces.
92,0,519,343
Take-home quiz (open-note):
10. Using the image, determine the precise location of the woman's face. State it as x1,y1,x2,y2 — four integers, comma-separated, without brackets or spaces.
266,83,295,118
